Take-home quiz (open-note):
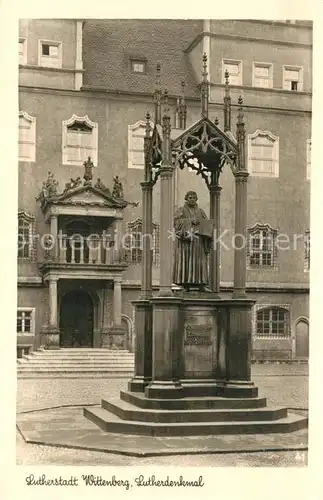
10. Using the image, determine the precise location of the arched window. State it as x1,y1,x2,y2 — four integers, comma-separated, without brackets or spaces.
18,211,36,259
248,130,279,177
19,111,36,162
125,218,160,265
128,120,153,169
62,115,98,166
256,306,290,338
247,223,277,268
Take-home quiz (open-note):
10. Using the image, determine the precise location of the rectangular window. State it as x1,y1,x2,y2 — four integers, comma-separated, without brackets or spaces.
17,309,33,334
283,66,303,91
250,135,275,176
18,218,32,258
223,59,242,86
66,123,93,165
18,112,36,162
248,229,276,268
131,60,146,73
256,308,289,338
39,40,62,68
253,63,273,88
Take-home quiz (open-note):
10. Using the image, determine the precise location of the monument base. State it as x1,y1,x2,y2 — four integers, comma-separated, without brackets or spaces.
84,297,307,437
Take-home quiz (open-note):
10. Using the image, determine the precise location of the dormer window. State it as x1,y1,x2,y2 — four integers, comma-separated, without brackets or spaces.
131,59,146,74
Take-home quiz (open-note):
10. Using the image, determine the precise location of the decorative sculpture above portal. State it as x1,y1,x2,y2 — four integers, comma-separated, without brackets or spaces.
112,176,124,199
36,171,59,201
83,156,94,185
173,191,213,291
94,178,111,195
63,177,82,193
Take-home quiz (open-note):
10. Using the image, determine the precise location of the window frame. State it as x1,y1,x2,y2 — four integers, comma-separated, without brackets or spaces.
17,211,36,260
62,115,98,167
247,223,278,270
254,305,291,339
222,58,243,86
126,218,160,266
38,39,62,68
252,62,273,89
247,129,279,178
17,307,35,336
282,65,304,91
19,37,27,65
19,111,36,163
128,120,153,170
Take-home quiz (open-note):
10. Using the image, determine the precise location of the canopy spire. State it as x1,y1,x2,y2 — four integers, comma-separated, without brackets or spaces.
162,90,171,163
154,63,162,125
236,96,246,171
179,80,187,128
200,53,209,119
223,70,231,132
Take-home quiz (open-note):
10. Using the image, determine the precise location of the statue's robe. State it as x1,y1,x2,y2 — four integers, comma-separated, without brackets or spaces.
173,204,212,287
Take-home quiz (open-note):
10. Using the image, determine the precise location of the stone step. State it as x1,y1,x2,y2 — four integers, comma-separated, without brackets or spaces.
18,359,134,365
102,397,287,423
29,350,133,356
17,365,134,372
120,390,267,410
84,406,308,436
18,372,132,379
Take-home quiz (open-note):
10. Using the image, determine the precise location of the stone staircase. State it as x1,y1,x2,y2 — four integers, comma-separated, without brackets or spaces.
17,348,135,378
84,387,308,437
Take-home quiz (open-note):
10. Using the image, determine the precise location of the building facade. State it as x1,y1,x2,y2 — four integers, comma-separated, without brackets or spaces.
18,19,311,360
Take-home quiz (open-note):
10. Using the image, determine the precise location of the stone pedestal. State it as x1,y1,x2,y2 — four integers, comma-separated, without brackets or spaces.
128,299,153,392
145,296,184,399
40,325,60,349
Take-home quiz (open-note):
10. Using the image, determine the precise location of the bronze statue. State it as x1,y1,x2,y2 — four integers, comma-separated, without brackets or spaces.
112,176,124,199
173,191,213,291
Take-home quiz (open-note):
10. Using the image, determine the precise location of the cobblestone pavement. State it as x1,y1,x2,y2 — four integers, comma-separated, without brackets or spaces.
16,364,308,466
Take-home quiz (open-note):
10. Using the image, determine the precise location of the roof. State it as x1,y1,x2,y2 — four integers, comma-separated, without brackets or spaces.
82,19,203,97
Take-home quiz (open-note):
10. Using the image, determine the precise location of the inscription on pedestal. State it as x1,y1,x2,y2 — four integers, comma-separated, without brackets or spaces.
184,325,212,346
183,311,217,378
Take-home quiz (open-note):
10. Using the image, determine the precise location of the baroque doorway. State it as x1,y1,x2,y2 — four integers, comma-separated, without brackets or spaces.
60,290,94,347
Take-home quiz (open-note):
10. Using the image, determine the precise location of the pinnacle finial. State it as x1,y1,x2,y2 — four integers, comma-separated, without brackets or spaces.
156,63,161,84
146,110,151,122
214,117,219,126
225,70,230,86
237,95,244,126
202,53,208,81
163,89,169,107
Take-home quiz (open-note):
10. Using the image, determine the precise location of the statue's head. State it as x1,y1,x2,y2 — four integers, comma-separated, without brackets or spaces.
184,191,198,207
